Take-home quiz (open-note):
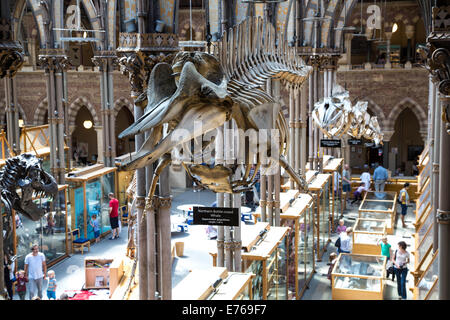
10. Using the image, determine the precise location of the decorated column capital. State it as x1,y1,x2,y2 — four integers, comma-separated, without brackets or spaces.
0,19,25,78
38,49,71,73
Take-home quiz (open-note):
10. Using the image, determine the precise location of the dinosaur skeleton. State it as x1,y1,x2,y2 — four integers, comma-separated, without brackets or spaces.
312,84,384,145
0,153,58,257
118,17,312,201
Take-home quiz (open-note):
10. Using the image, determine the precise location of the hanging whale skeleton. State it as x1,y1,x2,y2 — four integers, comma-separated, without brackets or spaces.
118,16,313,201
312,84,384,146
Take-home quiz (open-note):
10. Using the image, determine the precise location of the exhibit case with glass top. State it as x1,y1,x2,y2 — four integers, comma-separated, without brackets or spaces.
66,166,117,240
358,191,397,235
13,185,69,269
273,193,314,299
352,218,386,255
414,249,439,300
308,171,332,261
331,253,387,300
322,156,344,229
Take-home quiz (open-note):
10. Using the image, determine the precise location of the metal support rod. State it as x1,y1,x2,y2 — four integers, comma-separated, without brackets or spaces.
294,86,300,188
108,65,116,163
430,77,438,253
300,82,307,178
55,72,66,183
158,167,172,300
289,85,295,189
308,72,314,167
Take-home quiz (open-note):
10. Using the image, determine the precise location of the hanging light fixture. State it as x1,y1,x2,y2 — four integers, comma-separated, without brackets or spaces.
83,120,93,129
18,119,24,128
392,23,398,33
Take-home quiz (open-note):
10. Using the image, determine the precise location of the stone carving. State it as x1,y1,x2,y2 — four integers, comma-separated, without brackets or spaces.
0,153,58,256
118,17,312,199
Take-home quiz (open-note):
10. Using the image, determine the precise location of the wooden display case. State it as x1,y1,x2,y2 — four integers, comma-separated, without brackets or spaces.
352,218,386,255
358,191,397,235
209,224,289,300
172,267,253,300
253,194,315,299
13,184,69,270
84,256,124,294
331,253,386,300
323,157,344,227
307,171,332,261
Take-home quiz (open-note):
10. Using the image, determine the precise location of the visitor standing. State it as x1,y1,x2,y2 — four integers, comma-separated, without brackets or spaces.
399,183,410,228
24,244,47,300
360,164,371,191
46,270,57,300
393,241,410,300
342,164,351,204
15,270,28,300
373,163,389,192
3,254,14,300
336,219,347,234
338,227,353,254
109,192,120,240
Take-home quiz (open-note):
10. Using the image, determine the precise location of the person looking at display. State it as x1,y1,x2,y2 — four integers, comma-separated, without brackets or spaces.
338,227,353,254
24,244,47,300
3,254,15,300
360,164,371,191
399,183,410,228
351,182,366,205
373,163,388,192
108,192,120,240
341,164,351,205
393,241,410,300
336,219,347,234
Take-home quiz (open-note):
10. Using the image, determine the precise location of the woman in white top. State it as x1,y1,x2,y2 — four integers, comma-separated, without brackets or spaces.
392,241,410,300
360,164,371,191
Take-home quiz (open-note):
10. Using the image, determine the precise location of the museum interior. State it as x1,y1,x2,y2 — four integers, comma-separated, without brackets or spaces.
0,0,449,302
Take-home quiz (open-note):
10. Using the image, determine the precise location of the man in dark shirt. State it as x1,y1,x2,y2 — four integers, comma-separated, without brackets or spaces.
109,193,120,240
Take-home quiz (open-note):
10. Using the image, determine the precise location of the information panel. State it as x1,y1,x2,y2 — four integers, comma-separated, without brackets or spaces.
320,139,342,148
193,206,239,226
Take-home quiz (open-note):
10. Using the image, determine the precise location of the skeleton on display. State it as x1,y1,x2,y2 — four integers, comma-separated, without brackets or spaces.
312,84,353,139
0,153,58,257
312,86,384,145
118,17,312,199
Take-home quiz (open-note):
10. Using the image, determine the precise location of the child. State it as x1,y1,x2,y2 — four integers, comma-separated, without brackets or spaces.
90,214,100,243
336,219,347,234
377,236,394,280
46,270,57,300
327,252,338,284
15,270,28,300
351,182,366,204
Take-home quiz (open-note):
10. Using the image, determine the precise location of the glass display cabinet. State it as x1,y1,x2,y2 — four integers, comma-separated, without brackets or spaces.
352,218,386,255
331,253,387,300
280,193,315,299
308,172,332,261
323,156,344,229
13,185,69,270
414,249,439,300
358,191,397,234
172,267,253,300
66,166,117,241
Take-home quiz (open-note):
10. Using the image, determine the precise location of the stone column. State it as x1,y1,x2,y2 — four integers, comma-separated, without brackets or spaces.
93,126,104,164
405,25,415,66
289,85,295,189
438,96,450,299
385,31,392,69
93,52,118,167
432,82,440,252
38,50,70,184
300,82,308,178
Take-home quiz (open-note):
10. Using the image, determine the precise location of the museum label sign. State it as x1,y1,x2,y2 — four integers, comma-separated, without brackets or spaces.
193,206,240,226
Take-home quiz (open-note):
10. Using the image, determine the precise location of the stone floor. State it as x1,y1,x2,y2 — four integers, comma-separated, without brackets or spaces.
12,187,416,300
